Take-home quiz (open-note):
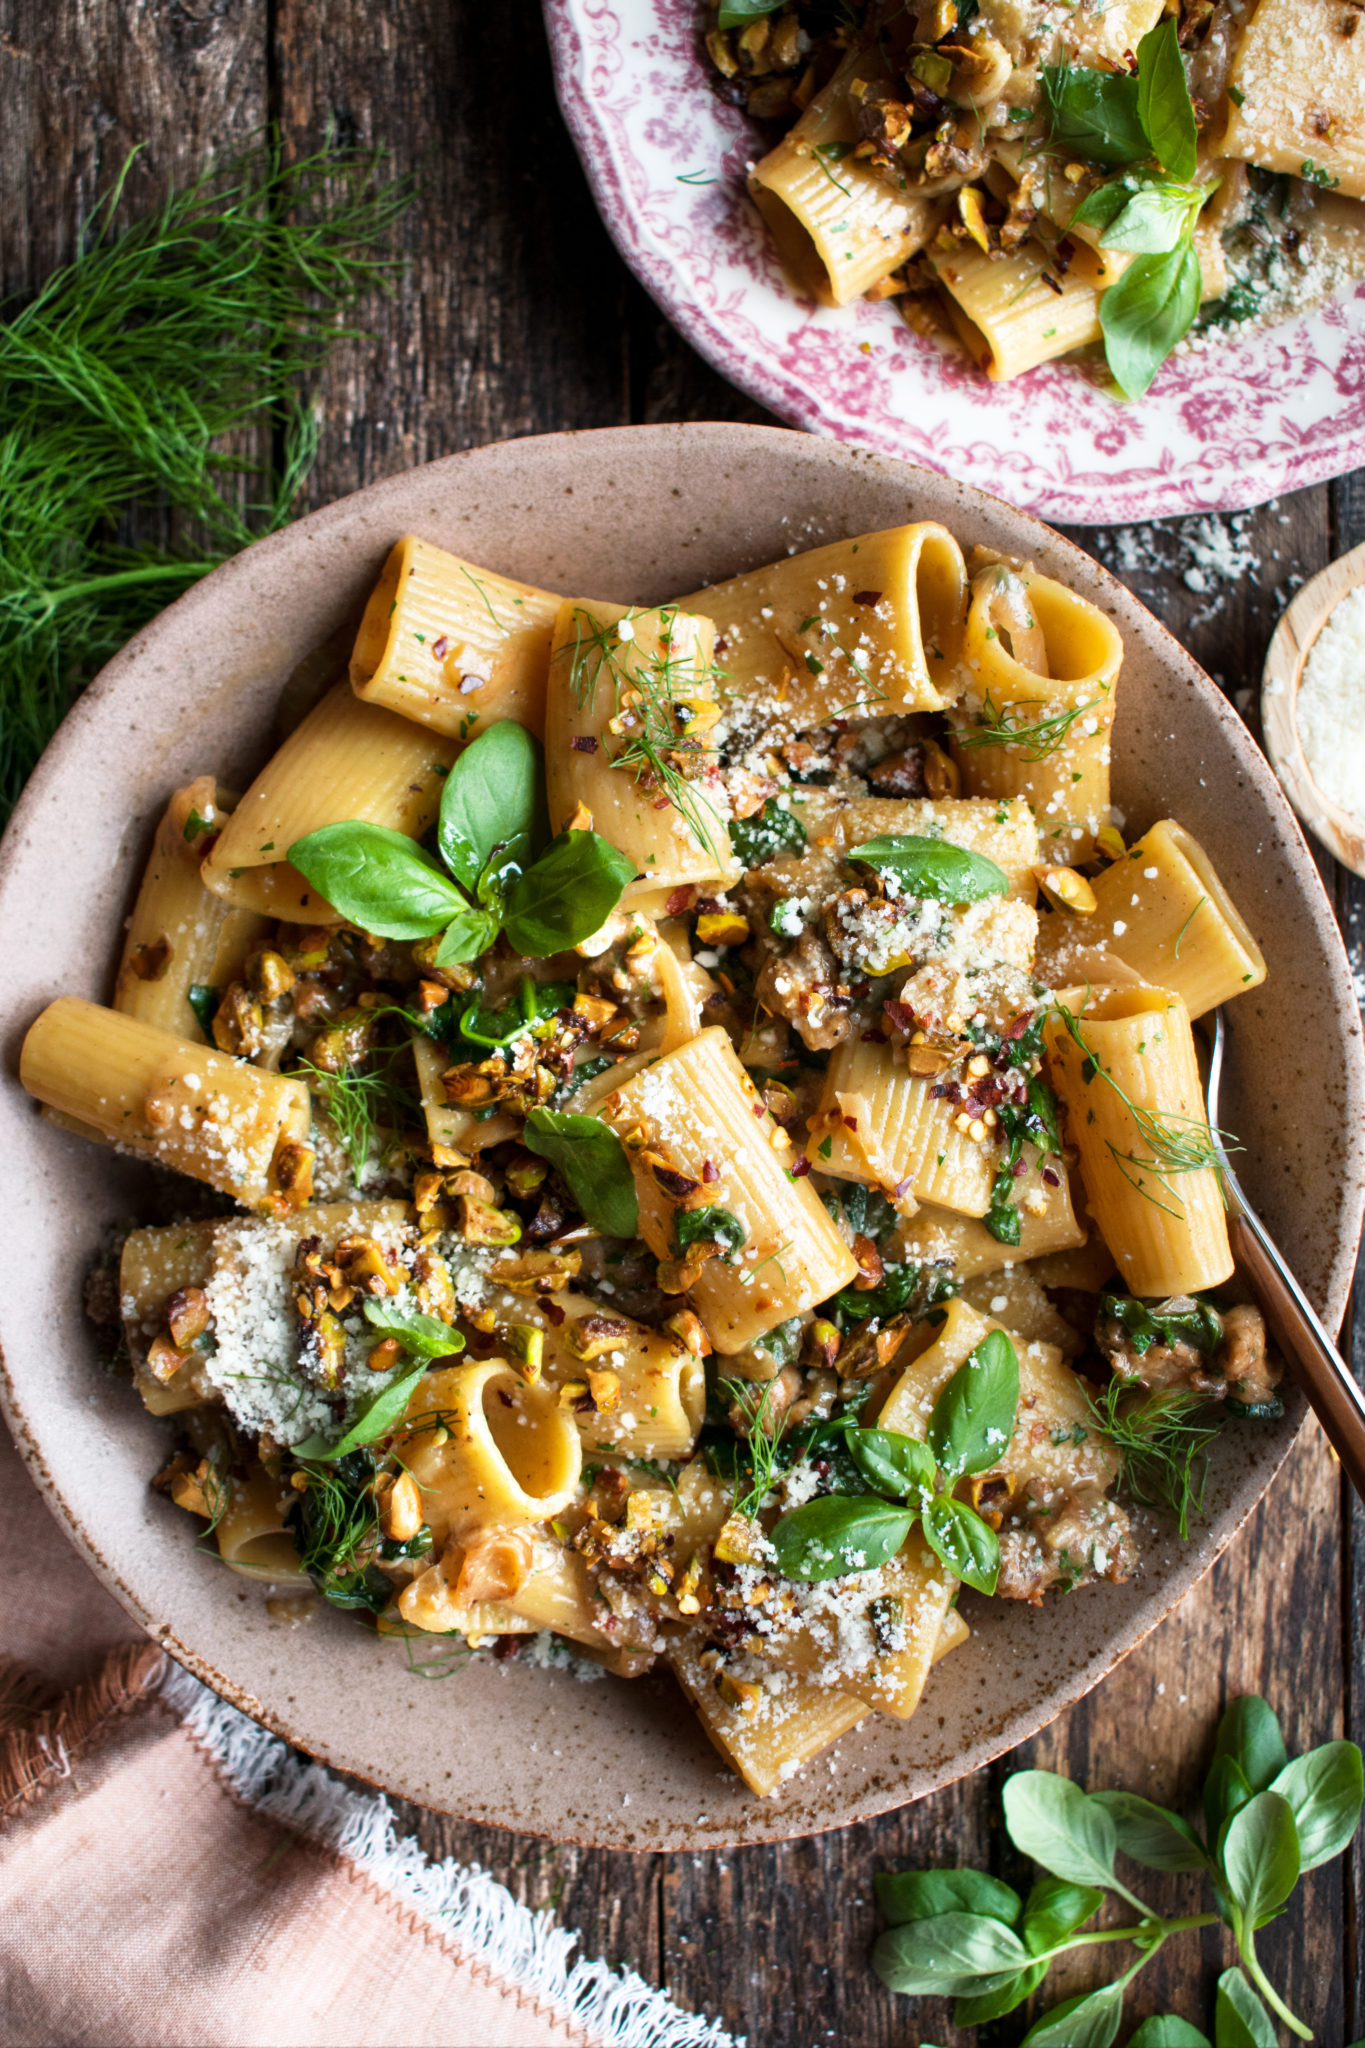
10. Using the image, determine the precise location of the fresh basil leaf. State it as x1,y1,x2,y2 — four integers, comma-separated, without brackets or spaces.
1099,1292,1223,1358
437,720,544,896
362,1299,465,1361
1269,1740,1364,1871
871,1909,1031,1996
875,1867,1022,1927
770,1495,914,1582
1070,179,1132,240
1100,239,1202,399
1090,1789,1209,1872
1078,175,1203,254
290,1361,426,1461
676,1206,748,1259
1022,1983,1124,2048
953,1964,1048,2028
289,822,471,938
847,1427,938,1504
187,983,220,1037
730,798,807,867
1041,63,1148,165
522,1107,639,1238
1137,17,1198,182
1128,2017,1211,2047
922,1494,1001,1595
1020,1875,1104,1953
1221,1789,1300,1924
1003,1770,1120,1890
927,1328,1019,1479
434,902,501,966
1214,1968,1278,2048
716,0,783,24
847,834,1010,904
1204,1753,1254,1845
503,830,635,955
1212,1696,1288,1794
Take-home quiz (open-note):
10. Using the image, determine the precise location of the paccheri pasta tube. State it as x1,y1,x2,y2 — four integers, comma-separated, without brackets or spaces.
350,536,563,738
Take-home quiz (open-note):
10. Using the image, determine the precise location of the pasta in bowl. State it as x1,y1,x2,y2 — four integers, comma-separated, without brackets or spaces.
1,425,1359,1843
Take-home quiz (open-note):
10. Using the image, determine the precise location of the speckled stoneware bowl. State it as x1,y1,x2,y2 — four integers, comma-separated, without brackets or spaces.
2,425,1361,1851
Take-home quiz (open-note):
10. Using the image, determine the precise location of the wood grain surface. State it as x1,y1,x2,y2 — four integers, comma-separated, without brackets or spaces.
3,2,1362,2040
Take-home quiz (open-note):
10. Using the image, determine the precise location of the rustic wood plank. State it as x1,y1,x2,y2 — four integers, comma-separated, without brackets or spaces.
271,0,634,507
0,0,266,295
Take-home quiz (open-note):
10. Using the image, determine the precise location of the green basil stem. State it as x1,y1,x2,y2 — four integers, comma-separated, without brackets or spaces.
1023,1911,1218,1967
1232,1910,1311,2040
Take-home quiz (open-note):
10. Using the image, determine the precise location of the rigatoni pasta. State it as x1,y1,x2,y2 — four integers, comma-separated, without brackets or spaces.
27,513,1281,1800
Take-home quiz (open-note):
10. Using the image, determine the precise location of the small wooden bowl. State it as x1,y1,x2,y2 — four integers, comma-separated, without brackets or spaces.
1262,539,1365,879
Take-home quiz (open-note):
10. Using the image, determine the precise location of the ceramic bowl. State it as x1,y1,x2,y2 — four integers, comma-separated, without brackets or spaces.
1,425,1361,1850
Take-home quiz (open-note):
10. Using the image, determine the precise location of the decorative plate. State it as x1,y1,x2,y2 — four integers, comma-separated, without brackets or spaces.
1,426,1361,1849
544,0,1365,525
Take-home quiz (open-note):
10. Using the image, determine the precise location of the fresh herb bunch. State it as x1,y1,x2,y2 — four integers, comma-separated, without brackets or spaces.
873,1694,1365,2045
0,142,408,819
1043,20,1210,398
768,1328,1020,1593
290,721,635,966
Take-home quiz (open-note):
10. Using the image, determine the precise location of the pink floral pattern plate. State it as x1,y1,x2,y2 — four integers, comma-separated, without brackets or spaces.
544,0,1365,523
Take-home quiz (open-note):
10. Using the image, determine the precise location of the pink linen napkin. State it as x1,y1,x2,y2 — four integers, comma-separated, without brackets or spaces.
0,1426,731,2048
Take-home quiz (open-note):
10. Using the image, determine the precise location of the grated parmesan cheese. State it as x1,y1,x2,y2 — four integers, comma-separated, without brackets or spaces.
1297,583,1365,831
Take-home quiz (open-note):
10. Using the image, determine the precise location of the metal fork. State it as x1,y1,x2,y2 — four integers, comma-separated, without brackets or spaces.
1205,1006,1365,1500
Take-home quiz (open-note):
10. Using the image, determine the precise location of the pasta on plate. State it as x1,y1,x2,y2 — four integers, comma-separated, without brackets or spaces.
21,524,1286,1796
707,0,1365,395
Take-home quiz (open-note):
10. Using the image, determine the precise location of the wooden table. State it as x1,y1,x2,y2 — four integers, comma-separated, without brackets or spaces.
4,4,1363,2039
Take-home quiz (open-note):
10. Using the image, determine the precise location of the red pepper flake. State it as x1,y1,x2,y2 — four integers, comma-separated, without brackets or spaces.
892,1176,913,1201
752,1102,766,1119
492,1635,521,1660
883,998,915,1034
653,796,672,811
1041,1167,1061,1187
432,635,449,660
1041,272,1064,295
928,1084,947,1100
702,1159,719,1182
1011,1159,1028,1178
1005,1009,1034,1041
541,1299,566,1326
851,589,883,608
714,634,729,656
843,1114,858,1131
791,1156,811,1178
861,1029,888,1043
570,735,599,753
666,885,696,917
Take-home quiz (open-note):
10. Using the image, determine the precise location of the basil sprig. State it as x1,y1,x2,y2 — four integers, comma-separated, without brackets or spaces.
872,1692,1364,2043
1045,21,1208,398
523,1106,639,1238
846,834,1009,904
1043,21,1196,179
289,721,635,965
769,1330,1019,1592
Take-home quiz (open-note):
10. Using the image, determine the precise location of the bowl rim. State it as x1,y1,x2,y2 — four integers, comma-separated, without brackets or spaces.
2,421,1361,1849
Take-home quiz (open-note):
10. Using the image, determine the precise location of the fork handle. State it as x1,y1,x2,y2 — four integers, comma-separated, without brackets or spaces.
1229,1207,1365,1502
